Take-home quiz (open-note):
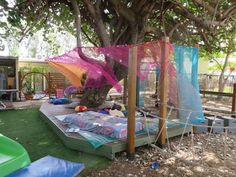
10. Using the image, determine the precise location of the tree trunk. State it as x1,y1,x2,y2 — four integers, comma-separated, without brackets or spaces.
71,0,108,107
78,27,145,107
80,85,112,107
71,0,82,47
218,49,231,93
70,1,147,108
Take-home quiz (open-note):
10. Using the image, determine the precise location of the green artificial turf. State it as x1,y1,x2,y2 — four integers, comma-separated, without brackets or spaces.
0,108,109,174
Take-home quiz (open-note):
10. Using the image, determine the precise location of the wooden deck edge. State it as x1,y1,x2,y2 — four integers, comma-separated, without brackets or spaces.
40,111,115,159
39,106,192,160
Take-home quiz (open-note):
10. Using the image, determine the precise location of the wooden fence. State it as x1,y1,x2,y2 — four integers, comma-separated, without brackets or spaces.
47,72,69,94
19,71,70,99
199,74,236,93
200,83,236,113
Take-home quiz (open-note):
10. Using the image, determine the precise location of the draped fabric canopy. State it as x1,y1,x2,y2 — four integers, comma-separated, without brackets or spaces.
47,40,174,94
47,40,204,124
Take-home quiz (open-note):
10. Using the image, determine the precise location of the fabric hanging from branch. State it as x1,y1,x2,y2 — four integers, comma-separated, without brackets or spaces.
47,40,204,124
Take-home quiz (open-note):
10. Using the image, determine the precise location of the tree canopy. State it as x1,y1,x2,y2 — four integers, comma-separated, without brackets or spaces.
1,0,236,47
0,0,236,106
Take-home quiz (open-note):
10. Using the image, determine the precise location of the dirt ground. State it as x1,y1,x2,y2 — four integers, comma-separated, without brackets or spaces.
88,133,236,177
95,93,232,177
2,95,235,177
202,97,232,112
1,98,46,110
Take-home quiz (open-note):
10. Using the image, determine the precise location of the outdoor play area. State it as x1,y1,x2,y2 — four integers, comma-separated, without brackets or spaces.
1,1,236,177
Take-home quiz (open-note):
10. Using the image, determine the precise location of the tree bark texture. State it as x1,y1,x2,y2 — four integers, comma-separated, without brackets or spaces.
65,0,236,107
72,1,151,107
218,49,231,93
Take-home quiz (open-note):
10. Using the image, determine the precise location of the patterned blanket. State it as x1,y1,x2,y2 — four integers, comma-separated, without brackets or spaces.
62,111,143,139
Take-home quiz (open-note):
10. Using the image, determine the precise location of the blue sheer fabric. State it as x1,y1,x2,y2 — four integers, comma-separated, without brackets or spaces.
174,45,204,124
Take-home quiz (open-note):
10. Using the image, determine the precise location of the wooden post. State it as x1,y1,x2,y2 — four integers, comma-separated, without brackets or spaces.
158,37,169,147
123,76,127,105
48,72,51,98
127,46,137,160
18,71,22,101
232,83,236,115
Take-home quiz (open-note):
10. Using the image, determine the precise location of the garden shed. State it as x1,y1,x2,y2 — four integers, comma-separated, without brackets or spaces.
0,56,19,101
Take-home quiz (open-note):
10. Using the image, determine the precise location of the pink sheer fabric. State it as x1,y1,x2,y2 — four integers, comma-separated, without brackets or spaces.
47,40,177,105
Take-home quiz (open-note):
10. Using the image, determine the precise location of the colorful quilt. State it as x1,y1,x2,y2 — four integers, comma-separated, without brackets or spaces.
62,111,143,139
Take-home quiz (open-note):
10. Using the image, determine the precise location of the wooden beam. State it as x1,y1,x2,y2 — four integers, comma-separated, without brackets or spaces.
127,46,137,160
232,83,236,114
203,106,234,115
200,90,233,97
158,37,169,147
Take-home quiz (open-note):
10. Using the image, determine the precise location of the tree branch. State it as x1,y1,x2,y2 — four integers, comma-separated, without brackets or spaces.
113,25,128,45
168,22,182,38
171,1,228,29
192,0,220,17
82,0,110,46
70,0,82,47
211,58,223,71
222,3,236,19
81,27,98,46
199,29,212,50
107,0,136,24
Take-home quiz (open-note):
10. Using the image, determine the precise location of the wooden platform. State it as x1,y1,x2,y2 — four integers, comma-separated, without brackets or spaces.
39,102,192,159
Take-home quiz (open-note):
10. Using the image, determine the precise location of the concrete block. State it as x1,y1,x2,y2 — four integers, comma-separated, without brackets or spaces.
221,116,236,133
195,118,208,133
207,116,224,134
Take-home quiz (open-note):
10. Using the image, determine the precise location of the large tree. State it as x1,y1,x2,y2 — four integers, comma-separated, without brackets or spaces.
217,27,236,93
1,0,236,107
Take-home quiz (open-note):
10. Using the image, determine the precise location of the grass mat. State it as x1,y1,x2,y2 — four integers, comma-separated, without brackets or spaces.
0,108,109,174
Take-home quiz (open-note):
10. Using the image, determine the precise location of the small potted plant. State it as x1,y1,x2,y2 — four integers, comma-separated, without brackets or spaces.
23,79,35,100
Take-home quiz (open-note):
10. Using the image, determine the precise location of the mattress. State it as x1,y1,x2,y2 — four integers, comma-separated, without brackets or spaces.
62,111,143,139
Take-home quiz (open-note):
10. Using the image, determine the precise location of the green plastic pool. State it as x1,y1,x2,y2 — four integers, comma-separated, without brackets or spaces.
0,134,30,177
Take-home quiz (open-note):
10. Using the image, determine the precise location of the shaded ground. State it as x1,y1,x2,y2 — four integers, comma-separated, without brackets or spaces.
1,97,236,176
202,97,232,112
1,99,47,110
0,108,109,175
89,133,236,177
